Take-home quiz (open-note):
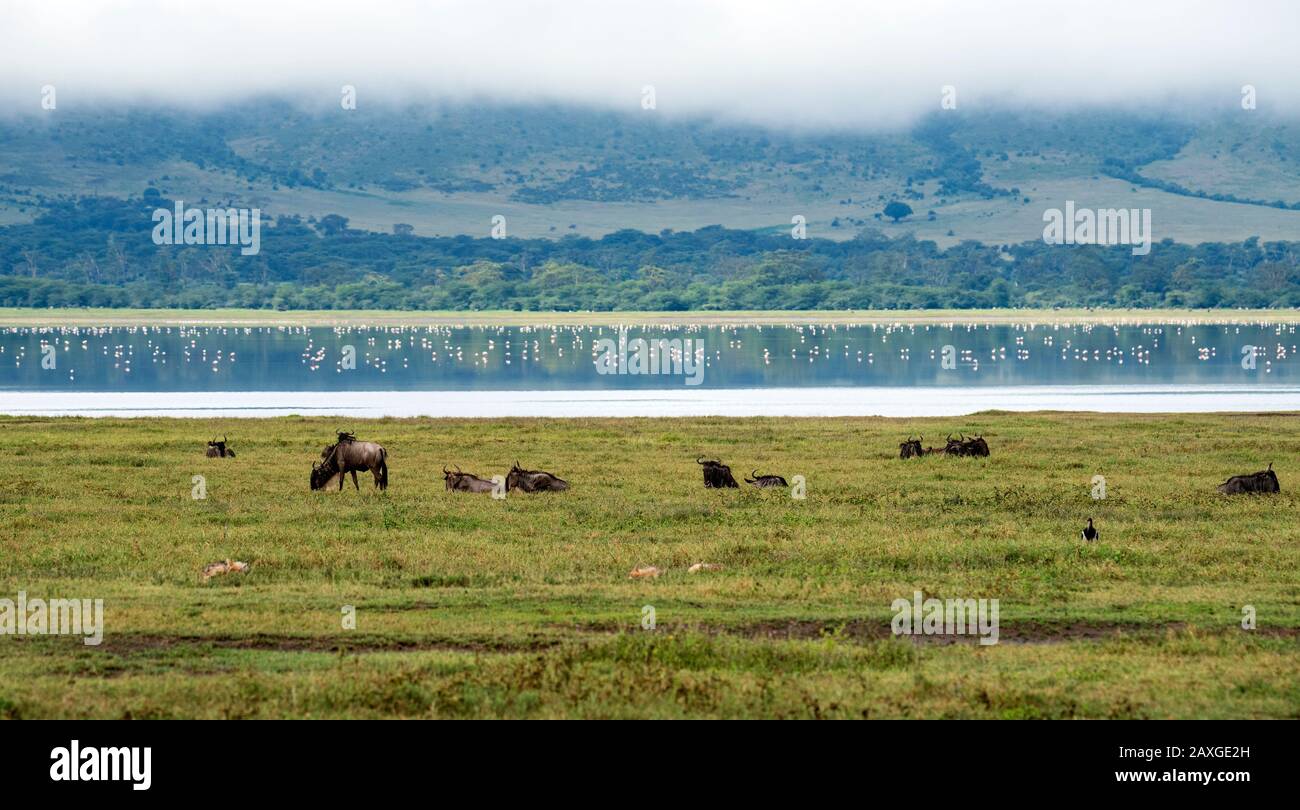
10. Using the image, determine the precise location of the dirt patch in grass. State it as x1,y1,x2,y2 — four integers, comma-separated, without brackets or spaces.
589,619,1300,645
80,633,561,655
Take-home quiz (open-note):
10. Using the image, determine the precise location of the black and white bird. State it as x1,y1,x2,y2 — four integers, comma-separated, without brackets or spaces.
1081,518,1099,542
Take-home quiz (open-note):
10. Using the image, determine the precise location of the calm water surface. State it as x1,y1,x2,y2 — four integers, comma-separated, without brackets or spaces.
2,321,1296,416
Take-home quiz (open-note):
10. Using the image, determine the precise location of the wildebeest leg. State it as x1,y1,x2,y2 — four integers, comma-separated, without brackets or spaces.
350,470,360,490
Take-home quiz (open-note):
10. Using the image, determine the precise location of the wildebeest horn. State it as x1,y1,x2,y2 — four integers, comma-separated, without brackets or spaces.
443,465,450,475
454,464,462,473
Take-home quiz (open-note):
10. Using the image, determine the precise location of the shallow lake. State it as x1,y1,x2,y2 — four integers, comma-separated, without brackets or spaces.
1,320,1297,416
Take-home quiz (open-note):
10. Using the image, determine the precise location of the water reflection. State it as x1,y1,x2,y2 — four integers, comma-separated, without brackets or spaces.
0,320,1296,392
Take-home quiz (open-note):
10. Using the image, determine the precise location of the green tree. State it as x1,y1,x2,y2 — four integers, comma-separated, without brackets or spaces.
883,201,913,222
316,214,349,236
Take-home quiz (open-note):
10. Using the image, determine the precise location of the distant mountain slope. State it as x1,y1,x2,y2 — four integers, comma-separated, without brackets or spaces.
1,102,1299,244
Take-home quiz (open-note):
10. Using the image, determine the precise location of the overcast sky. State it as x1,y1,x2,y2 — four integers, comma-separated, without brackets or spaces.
2,0,1297,127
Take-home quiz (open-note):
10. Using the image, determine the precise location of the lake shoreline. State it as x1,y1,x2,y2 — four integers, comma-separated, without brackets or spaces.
6,386,1299,418
3,306,1300,327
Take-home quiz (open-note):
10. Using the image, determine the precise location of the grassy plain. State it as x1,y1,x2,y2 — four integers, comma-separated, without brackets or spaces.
0,412,1296,718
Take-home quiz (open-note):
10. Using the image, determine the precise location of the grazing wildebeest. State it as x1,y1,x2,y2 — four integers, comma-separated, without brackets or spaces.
1217,463,1280,494
506,461,569,492
311,432,388,491
745,470,789,488
899,436,924,459
697,457,739,488
444,465,497,493
205,436,236,458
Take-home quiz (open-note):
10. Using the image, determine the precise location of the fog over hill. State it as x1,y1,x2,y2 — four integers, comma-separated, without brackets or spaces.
3,1,1300,127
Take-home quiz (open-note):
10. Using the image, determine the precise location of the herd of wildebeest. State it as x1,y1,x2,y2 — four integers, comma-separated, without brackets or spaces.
202,429,1282,499
897,433,990,458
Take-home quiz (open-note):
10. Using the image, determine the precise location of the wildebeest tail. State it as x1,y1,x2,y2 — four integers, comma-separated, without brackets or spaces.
379,448,389,490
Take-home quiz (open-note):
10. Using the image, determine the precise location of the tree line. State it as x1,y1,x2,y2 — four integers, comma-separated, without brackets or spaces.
2,196,1298,310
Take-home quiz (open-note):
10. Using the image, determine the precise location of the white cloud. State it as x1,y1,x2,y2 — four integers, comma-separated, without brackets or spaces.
1,0,1296,126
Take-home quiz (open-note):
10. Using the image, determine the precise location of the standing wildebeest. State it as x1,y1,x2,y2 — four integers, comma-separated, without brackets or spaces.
506,461,569,492
311,432,388,491
1217,463,1280,494
444,465,497,493
205,435,236,458
899,436,924,459
697,458,739,488
745,470,789,488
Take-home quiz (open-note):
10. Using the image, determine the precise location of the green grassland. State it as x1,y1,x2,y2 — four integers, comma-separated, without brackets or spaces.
8,147,1300,247
1143,119,1300,203
0,412,1297,718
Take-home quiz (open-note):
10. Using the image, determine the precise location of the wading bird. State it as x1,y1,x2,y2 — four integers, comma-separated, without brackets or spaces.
1081,518,1098,542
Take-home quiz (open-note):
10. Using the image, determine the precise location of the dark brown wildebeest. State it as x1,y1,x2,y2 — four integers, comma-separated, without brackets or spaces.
697,457,739,488
444,465,497,493
941,433,990,457
506,461,569,492
311,432,388,491
899,436,924,459
1217,463,1280,494
745,470,789,488
205,436,236,458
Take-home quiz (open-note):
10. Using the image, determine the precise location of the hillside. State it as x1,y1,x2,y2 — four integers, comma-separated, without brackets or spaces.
3,102,1300,310
3,102,1300,245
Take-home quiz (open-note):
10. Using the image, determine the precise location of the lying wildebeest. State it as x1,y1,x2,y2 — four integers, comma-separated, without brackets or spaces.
745,470,789,488
311,432,388,491
942,433,990,457
899,436,924,459
444,465,497,493
205,435,236,458
697,457,739,488
1217,463,1280,494
506,461,569,492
